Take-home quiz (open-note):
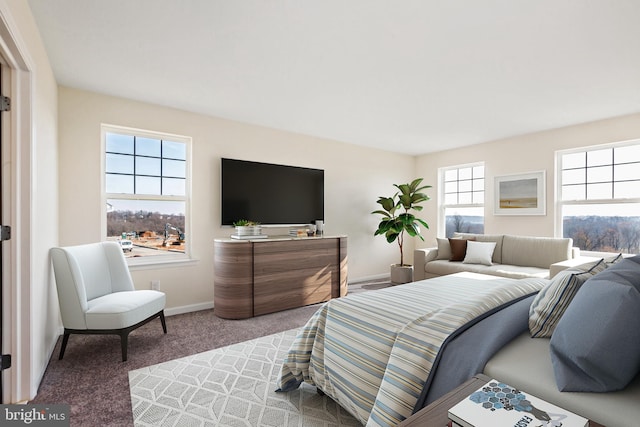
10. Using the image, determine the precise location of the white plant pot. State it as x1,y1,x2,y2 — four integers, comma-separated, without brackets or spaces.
235,226,252,236
252,226,262,235
390,264,413,285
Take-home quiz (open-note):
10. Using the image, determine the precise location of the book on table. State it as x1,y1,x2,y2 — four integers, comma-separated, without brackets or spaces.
448,379,588,427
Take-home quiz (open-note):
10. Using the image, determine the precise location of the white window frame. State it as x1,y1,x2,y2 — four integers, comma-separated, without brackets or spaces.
438,162,485,237
555,138,640,251
101,124,194,267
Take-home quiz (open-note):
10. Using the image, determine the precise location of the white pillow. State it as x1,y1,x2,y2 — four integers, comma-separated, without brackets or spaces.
463,241,497,266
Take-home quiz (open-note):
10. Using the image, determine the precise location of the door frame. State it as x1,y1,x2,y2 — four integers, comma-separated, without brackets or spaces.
0,11,35,403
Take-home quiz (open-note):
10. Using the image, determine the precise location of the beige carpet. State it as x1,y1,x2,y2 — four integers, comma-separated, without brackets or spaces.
129,329,361,426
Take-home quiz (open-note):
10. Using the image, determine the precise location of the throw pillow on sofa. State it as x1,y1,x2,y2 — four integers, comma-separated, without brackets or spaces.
528,259,606,338
436,237,452,260
463,241,497,266
448,237,475,261
550,255,640,392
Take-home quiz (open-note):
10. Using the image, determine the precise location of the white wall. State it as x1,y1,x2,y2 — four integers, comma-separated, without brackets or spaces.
0,0,59,402
416,113,640,247
58,86,416,311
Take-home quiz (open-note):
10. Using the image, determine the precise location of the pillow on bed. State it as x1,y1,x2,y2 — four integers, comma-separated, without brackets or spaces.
436,238,452,260
528,259,606,338
449,237,474,261
463,241,496,266
550,255,640,392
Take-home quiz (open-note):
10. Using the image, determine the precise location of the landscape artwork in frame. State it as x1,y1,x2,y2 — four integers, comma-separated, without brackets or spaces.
494,171,546,215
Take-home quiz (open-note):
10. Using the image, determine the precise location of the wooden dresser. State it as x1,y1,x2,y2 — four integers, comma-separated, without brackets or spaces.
213,235,347,319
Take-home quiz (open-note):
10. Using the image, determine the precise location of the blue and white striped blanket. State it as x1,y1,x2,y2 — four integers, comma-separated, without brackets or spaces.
277,272,546,426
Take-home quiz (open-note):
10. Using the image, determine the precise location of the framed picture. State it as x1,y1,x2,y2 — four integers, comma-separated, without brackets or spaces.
494,171,546,215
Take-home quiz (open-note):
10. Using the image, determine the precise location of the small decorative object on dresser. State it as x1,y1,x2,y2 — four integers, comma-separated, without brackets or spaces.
448,379,588,427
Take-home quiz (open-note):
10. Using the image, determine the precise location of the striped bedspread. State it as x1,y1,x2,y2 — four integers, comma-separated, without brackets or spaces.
277,272,546,426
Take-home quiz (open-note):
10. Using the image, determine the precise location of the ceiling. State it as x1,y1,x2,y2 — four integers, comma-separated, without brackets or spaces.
27,0,640,155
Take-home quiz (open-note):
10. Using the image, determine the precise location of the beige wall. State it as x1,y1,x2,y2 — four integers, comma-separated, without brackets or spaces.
416,113,640,247
58,86,416,312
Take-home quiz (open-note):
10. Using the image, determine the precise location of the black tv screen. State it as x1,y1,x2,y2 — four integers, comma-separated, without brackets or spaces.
221,158,324,226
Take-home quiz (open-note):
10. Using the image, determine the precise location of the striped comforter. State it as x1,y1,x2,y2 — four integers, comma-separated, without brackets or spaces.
277,272,546,426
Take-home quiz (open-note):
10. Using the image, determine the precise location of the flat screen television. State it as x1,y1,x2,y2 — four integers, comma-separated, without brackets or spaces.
221,158,324,226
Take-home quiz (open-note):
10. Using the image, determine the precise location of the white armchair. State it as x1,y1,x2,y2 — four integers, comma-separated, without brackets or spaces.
51,241,166,361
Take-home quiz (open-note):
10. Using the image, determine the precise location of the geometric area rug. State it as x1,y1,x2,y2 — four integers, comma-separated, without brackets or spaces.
129,329,362,426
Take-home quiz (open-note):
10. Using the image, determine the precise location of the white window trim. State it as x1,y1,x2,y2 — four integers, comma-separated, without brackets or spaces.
438,162,485,237
101,124,194,267
555,138,640,239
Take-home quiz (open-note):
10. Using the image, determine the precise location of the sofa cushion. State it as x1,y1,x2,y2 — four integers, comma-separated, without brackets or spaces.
424,260,549,279
463,241,496,266
528,259,606,338
454,233,504,264
449,238,473,261
550,255,640,392
501,235,572,269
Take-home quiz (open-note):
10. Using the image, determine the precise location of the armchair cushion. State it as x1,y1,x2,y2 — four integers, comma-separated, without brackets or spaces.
85,290,166,330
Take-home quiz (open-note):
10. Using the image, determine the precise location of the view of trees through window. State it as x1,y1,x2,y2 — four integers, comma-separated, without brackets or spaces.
104,126,189,259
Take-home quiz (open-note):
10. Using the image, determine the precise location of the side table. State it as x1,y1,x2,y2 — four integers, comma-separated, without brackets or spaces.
397,374,604,427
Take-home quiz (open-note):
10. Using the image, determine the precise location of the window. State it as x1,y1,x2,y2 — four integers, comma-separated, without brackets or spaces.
557,140,640,254
439,163,485,237
103,125,191,263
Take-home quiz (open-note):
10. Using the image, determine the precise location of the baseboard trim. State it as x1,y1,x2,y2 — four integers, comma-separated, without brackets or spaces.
349,273,390,284
165,301,215,317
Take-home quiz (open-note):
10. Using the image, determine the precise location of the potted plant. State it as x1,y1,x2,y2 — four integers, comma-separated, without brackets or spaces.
233,219,252,236
372,178,431,284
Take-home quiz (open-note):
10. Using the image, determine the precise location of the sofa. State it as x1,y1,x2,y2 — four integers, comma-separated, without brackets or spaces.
414,233,577,281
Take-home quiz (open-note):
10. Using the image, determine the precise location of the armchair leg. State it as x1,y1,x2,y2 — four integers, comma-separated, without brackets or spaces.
120,332,129,362
59,332,71,360
160,311,167,333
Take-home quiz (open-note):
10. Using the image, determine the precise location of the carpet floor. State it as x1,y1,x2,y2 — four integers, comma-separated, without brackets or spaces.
30,279,390,426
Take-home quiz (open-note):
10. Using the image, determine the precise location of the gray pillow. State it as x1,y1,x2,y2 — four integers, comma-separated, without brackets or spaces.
550,255,640,392
436,237,451,260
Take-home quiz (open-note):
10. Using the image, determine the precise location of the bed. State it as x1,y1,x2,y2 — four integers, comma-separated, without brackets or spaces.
276,272,546,426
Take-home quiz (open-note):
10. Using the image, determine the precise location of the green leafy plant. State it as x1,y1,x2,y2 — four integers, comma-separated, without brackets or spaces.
232,219,252,226
372,178,431,266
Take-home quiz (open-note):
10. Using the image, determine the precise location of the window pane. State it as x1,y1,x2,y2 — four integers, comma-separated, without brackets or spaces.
586,183,612,200
106,153,133,174
106,174,134,194
615,163,640,181
136,137,161,157
587,148,612,167
615,144,640,163
163,178,185,196
445,207,484,237
472,191,484,204
586,165,612,183
163,159,186,178
444,193,457,204
458,167,472,180
106,133,134,154
458,192,472,204
615,181,640,199
106,199,186,257
163,140,186,160
472,166,484,179
444,169,457,181
562,168,584,185
562,184,585,201
472,178,484,192
562,203,640,253
136,176,161,195
459,180,472,192
136,157,161,176
444,181,457,194
562,152,585,169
